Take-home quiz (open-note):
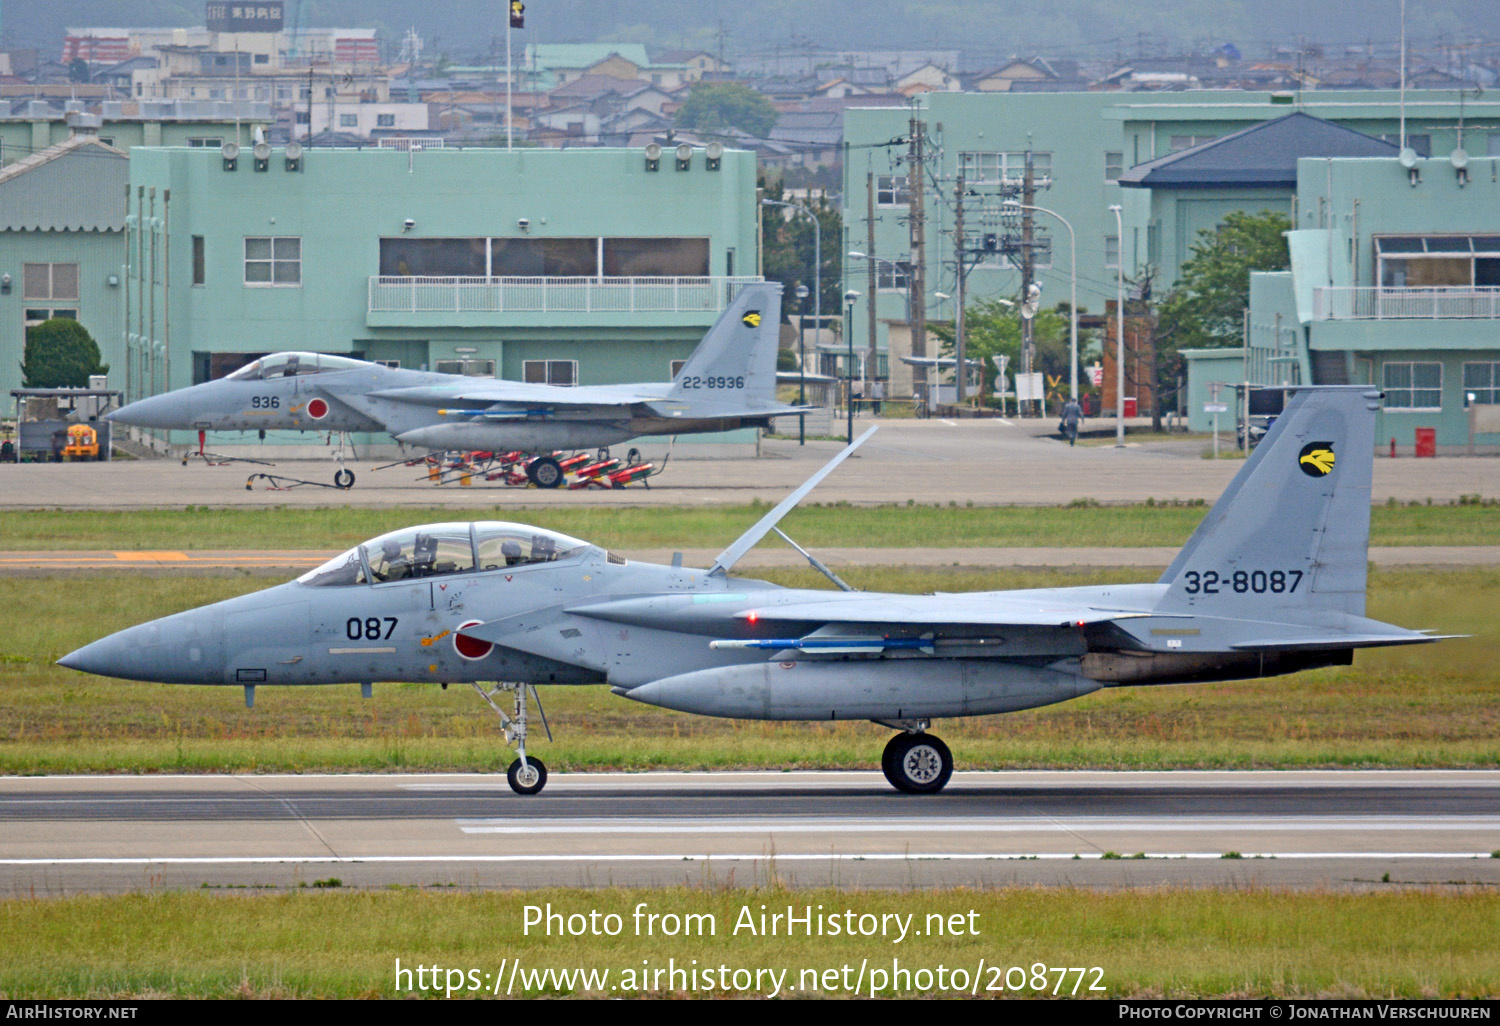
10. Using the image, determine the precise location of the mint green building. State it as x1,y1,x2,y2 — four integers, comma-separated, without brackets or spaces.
122,143,760,448
0,101,271,168
1231,154,1500,451
842,89,1500,398
0,131,129,401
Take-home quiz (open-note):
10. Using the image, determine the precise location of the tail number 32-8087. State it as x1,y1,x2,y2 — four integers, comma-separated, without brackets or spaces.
1182,569,1303,595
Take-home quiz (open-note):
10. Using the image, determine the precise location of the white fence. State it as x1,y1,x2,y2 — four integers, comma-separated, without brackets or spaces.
368,276,764,315
1313,286,1500,320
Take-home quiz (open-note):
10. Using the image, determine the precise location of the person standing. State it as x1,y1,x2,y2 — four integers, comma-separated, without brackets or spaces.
1061,396,1083,446
870,379,884,416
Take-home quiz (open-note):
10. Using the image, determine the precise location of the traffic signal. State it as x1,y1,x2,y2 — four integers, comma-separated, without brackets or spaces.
509,1,525,28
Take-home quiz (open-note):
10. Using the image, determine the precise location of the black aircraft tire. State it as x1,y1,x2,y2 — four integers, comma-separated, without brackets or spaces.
334,468,355,489
882,733,953,795
507,757,548,795
529,457,564,489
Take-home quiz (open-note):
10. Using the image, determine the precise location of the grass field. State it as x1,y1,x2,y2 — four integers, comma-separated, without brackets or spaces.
4,566,1495,774
0,500,1497,552
1,887,1495,998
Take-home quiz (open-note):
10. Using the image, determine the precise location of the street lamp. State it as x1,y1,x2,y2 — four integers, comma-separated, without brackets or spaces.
1109,204,1125,447
1002,199,1078,402
794,282,809,445
761,197,820,446
843,290,860,443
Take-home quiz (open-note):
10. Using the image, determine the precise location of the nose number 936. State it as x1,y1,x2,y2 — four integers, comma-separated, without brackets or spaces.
249,396,281,409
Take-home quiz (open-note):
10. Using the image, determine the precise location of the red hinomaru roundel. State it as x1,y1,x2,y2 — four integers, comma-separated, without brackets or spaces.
453,620,493,660
305,397,330,420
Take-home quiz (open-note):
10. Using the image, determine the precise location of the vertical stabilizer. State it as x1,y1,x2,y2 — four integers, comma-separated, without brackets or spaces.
1156,387,1381,618
668,283,783,402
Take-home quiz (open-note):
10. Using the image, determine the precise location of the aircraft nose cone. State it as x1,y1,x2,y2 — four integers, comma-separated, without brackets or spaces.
57,612,225,684
57,634,133,678
107,393,187,429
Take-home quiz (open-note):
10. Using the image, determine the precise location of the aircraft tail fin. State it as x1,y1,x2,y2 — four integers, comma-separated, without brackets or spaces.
667,283,783,402
1156,386,1381,619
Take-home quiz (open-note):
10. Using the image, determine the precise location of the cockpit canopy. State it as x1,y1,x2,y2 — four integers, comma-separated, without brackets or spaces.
226,352,370,381
297,521,592,587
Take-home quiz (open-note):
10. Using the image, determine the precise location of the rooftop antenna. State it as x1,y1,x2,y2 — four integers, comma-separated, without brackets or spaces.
1398,0,1407,150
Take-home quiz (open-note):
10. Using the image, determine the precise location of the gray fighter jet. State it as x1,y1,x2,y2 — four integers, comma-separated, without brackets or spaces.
61,386,1447,794
107,283,797,487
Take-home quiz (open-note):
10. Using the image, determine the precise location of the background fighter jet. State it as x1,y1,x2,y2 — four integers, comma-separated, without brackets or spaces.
62,387,1448,795
107,283,798,487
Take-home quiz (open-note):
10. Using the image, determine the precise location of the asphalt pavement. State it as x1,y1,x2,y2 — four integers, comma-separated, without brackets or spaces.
4,771,1498,892
2,419,1495,508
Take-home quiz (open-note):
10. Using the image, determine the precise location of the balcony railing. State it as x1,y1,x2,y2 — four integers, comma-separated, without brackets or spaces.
1313,286,1500,320
368,275,764,315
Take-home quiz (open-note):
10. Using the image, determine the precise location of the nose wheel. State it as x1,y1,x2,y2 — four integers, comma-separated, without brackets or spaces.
881,729,953,794
471,681,552,795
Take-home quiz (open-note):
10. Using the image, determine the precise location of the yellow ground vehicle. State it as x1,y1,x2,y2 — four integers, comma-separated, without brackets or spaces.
61,423,102,461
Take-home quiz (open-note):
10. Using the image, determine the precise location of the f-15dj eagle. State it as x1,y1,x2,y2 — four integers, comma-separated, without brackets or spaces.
62,387,1449,794
108,283,798,487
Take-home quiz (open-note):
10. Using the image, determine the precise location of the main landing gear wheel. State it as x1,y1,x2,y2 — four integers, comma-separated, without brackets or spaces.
882,732,953,794
528,456,564,489
333,468,355,489
507,756,548,795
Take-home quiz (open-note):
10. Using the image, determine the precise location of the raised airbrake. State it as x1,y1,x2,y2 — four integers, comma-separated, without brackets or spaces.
108,283,800,487
62,387,1449,794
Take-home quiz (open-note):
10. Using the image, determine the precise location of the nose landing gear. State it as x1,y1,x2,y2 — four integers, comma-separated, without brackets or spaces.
471,681,552,795
878,722,953,794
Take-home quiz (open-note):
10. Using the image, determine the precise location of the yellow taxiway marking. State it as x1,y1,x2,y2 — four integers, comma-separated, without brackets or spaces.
118,551,189,561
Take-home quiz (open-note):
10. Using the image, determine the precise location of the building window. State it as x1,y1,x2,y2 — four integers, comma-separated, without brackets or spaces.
192,236,205,286
1463,363,1500,405
1104,151,1124,181
876,261,909,291
1104,235,1120,270
295,112,310,124
875,174,909,206
958,151,1052,183
434,359,496,376
97,137,114,147
1376,235,1500,288
1381,133,1431,157
23,263,79,302
1383,361,1442,409
377,113,396,127
339,113,358,127
523,359,577,386
1168,134,1217,151
244,237,301,286
24,307,78,326
669,359,687,378
253,53,269,64
187,137,223,148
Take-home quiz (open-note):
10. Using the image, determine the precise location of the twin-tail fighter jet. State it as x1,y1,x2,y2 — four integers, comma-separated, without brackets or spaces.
107,283,799,488
62,386,1447,794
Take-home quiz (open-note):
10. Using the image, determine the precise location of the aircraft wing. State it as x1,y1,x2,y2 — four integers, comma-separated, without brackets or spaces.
368,381,668,409
737,593,1153,629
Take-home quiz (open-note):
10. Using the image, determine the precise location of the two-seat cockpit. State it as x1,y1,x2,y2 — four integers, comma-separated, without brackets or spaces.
226,352,371,381
297,522,592,587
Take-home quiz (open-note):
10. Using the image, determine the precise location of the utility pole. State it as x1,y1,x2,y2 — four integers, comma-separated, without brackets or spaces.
907,110,927,359
953,171,966,403
865,168,877,408
1020,152,1036,416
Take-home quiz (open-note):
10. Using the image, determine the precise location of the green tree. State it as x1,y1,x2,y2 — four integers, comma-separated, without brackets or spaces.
674,82,777,138
759,178,842,324
22,319,107,388
1133,209,1292,430
929,299,1071,398
68,58,91,83
1158,208,1292,352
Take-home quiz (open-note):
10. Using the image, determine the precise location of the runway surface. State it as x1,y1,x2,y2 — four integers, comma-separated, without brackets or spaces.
4,419,1495,508
4,771,1498,892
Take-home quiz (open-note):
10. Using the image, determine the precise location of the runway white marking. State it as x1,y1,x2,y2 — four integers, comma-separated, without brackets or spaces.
941,419,958,426
453,816,1500,835
0,853,1492,866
